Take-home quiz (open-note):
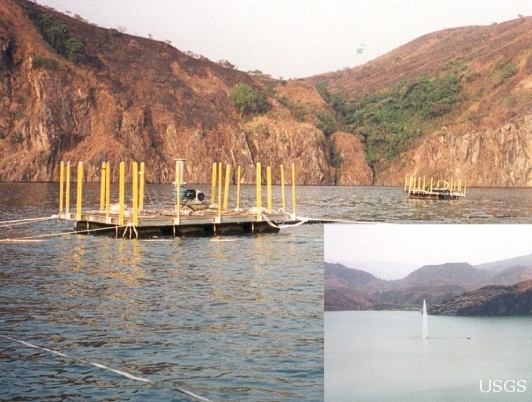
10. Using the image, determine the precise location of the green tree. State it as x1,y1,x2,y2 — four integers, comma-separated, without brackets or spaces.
229,83,270,117
64,37,84,62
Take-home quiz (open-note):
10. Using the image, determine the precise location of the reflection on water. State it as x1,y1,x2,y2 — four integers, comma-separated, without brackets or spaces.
0,183,324,401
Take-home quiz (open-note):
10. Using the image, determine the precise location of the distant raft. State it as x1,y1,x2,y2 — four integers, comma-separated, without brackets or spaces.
404,176,466,200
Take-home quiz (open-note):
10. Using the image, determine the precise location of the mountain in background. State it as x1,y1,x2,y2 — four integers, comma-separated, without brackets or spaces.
325,253,532,311
326,259,417,280
475,252,532,272
1,0,532,186
429,280,532,316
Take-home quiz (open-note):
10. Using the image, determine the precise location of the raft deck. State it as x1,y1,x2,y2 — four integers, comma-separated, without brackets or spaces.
61,208,291,238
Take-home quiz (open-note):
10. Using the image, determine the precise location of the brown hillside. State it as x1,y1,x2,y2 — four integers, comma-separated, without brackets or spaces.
0,0,370,184
3,0,532,186
311,18,532,103
310,17,532,186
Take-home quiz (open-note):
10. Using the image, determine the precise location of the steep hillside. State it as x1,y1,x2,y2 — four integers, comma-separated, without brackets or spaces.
0,0,373,184
310,17,532,186
3,0,532,186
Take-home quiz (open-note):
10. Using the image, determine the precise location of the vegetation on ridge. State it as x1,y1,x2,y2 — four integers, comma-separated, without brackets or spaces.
317,68,464,177
229,83,270,117
16,0,85,63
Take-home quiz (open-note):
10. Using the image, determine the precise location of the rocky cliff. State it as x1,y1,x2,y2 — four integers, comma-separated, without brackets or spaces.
428,280,532,316
0,0,365,184
380,114,532,186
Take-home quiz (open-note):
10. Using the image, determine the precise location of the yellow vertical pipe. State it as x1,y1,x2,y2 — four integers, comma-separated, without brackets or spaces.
458,179,462,192
280,164,286,212
417,177,421,191
132,162,138,226
236,166,241,210
76,161,83,221
176,161,181,224
217,162,222,217
430,177,433,192
256,163,262,220
65,162,71,215
59,161,64,214
99,162,106,211
267,166,272,212
119,161,125,226
423,177,426,191
464,181,467,198
211,162,217,205
409,176,413,192
291,163,296,217
223,164,231,210
105,161,111,218
139,162,145,211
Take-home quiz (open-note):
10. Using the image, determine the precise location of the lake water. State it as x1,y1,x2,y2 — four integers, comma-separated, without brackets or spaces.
0,183,324,401
325,311,532,402
304,186,532,223
1,184,531,401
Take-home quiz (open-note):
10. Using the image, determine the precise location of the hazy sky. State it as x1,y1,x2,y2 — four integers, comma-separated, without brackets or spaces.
36,0,532,78
325,224,532,269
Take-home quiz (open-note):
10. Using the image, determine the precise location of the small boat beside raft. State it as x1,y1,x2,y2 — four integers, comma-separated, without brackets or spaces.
404,175,466,200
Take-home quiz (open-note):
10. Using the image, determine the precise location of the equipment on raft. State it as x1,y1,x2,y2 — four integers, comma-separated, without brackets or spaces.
172,183,206,204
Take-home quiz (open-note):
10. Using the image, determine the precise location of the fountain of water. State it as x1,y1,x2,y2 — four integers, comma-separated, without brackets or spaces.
422,299,429,338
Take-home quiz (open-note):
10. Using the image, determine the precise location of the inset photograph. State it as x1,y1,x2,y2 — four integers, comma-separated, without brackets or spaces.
325,224,532,401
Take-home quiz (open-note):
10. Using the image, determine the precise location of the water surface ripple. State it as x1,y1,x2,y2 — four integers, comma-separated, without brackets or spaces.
1,183,531,400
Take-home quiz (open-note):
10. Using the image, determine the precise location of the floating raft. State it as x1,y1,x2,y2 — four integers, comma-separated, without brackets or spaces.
58,159,298,238
62,207,290,238
404,175,466,200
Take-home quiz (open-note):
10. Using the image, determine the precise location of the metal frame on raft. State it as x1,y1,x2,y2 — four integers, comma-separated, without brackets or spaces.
57,159,298,238
404,175,466,200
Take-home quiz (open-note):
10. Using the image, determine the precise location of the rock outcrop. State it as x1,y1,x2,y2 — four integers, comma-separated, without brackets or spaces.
379,114,532,186
3,1,532,186
330,132,373,185
428,280,532,316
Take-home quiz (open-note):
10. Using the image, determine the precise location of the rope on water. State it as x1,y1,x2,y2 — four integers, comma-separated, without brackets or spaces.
0,334,214,402
0,225,129,242
0,215,58,228
261,213,307,229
